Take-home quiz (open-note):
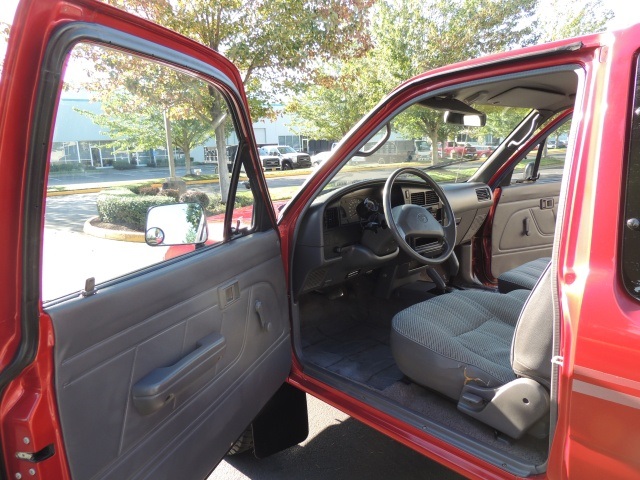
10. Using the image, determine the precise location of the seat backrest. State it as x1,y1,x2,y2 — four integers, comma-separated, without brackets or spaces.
510,263,553,388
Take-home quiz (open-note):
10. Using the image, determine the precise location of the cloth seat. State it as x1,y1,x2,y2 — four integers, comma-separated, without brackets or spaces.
390,289,529,401
390,265,554,437
497,257,550,293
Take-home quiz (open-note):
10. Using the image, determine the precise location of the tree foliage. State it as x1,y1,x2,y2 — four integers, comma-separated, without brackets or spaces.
289,0,539,160
537,0,614,42
101,0,374,115
287,56,386,140
288,0,615,161
86,0,374,200
73,46,225,176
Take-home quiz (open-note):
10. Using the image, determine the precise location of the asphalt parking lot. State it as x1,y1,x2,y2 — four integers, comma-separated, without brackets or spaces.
209,394,465,480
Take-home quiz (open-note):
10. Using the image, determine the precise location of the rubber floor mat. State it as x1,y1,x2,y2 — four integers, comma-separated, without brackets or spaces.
302,323,403,390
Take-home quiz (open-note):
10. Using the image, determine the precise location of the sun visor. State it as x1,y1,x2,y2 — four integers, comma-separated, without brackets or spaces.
418,96,484,115
487,87,568,109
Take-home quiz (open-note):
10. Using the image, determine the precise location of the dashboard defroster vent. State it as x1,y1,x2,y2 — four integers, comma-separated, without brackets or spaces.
475,187,492,201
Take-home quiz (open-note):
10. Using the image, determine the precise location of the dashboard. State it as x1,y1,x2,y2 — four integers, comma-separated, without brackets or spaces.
293,180,493,297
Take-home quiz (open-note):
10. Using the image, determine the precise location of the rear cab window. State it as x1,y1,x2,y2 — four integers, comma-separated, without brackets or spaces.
621,57,640,299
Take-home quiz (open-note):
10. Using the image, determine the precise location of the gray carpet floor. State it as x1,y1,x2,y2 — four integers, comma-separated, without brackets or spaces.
301,321,404,390
300,304,548,468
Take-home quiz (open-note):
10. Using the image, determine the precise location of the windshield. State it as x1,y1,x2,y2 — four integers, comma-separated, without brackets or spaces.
320,102,530,193
278,146,297,154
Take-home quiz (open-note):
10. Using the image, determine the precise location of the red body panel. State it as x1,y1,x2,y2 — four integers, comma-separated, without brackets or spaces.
0,1,262,478
3,0,640,477
281,27,640,479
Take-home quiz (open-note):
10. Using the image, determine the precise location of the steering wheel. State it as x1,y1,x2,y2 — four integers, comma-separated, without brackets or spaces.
382,168,456,266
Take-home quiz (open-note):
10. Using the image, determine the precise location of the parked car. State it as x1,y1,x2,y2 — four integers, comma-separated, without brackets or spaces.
439,141,477,159
311,150,332,167
476,145,496,159
261,144,312,169
3,2,640,480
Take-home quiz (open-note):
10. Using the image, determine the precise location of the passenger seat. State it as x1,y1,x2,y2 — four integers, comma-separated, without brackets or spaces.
497,257,551,293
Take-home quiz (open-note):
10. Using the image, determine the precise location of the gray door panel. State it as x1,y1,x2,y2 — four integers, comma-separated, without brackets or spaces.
491,182,560,278
47,230,290,480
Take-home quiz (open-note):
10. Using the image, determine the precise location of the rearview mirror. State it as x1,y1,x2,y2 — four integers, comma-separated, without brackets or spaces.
145,203,208,246
444,111,487,127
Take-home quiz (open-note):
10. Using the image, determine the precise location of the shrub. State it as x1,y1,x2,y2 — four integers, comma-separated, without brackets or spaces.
137,186,160,196
153,158,168,167
97,193,176,231
179,190,210,209
49,162,84,173
160,188,180,201
113,160,137,170
235,194,254,207
205,194,225,215
99,187,136,197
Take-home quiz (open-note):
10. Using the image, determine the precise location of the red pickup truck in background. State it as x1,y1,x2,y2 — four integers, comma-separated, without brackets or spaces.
439,141,477,159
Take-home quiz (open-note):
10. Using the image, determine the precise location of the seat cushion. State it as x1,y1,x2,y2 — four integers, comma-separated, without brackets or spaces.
497,257,551,293
390,289,529,401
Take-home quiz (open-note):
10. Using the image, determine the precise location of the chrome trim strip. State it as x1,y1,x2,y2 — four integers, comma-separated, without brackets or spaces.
573,380,640,410
574,365,640,391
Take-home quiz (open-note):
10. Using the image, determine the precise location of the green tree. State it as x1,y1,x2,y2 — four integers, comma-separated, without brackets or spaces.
288,0,616,162
74,50,220,177
366,0,541,163
96,0,374,201
537,0,614,42
290,0,539,162
286,56,386,140
81,88,216,173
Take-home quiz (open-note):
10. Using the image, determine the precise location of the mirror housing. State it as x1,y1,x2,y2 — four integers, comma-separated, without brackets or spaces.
145,203,208,246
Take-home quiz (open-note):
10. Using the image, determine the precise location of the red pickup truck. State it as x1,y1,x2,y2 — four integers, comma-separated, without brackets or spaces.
2,1,640,479
440,141,477,159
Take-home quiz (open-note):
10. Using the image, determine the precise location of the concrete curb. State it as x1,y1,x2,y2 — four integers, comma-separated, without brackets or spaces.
45,167,316,197
83,216,146,243
48,188,104,196
47,178,221,197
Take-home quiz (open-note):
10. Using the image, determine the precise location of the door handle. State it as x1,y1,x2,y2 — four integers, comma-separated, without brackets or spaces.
523,217,530,236
540,197,554,209
132,333,226,415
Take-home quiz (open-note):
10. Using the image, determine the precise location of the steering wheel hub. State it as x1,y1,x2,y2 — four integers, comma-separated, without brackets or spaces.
382,168,456,266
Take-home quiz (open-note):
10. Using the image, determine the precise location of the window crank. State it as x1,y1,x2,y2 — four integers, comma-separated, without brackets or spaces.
254,301,271,332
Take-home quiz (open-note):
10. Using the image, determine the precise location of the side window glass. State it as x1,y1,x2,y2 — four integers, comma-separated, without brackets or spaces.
622,59,640,299
511,117,572,183
43,43,253,301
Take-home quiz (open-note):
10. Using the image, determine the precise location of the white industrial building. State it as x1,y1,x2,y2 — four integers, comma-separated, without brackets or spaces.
51,93,324,167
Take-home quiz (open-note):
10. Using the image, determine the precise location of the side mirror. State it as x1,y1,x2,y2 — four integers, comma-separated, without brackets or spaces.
145,203,208,246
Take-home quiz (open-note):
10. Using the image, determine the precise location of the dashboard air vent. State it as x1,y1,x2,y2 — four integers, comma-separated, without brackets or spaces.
410,190,439,206
475,187,491,201
324,207,339,229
